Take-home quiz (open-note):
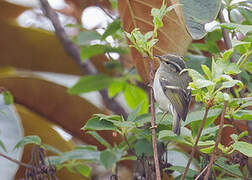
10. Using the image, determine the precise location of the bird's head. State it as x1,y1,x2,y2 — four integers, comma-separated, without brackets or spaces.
155,54,186,72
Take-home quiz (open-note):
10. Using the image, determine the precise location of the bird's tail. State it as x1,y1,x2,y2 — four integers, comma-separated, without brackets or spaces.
172,111,181,135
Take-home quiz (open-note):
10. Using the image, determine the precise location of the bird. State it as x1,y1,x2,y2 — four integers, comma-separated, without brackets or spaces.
153,54,191,135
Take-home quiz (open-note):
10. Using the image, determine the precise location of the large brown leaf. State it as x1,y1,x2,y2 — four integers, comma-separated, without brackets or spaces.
118,0,192,82
0,1,29,19
0,18,115,76
0,75,122,149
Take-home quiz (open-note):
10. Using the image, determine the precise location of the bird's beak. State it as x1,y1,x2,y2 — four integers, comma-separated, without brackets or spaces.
154,55,162,62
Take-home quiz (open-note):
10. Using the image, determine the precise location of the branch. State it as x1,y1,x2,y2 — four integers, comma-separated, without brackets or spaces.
180,104,212,180
39,0,127,118
0,152,33,169
204,101,227,180
149,61,161,180
195,164,209,180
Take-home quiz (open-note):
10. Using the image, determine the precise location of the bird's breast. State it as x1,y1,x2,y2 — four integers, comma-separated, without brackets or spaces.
153,73,171,111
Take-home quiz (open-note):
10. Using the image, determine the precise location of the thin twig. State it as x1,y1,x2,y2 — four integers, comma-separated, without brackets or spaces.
149,61,161,180
180,105,211,180
204,101,228,180
39,0,127,118
0,152,33,169
195,164,209,180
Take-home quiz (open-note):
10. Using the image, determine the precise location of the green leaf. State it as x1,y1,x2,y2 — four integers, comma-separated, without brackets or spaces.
102,18,121,40
68,74,113,94
108,80,125,98
127,102,143,122
222,48,234,61
14,135,41,149
220,23,252,35
73,163,91,177
193,79,215,89
2,91,13,105
159,130,189,145
215,157,243,176
87,131,111,148
77,30,101,45
48,149,100,165
233,110,252,120
168,166,198,178
232,39,251,54
100,149,117,169
82,116,117,131
188,69,205,81
120,155,137,161
221,80,243,89
80,45,106,60
75,145,97,151
245,62,252,74
43,144,62,155
134,139,153,157
184,108,222,126
185,55,211,75
0,140,7,152
180,0,221,39
233,141,252,157
124,84,148,114
201,64,212,80
80,44,127,60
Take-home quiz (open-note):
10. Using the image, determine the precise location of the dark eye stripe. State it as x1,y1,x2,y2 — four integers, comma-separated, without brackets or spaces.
166,61,182,72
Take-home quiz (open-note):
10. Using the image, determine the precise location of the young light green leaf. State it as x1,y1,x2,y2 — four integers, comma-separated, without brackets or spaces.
193,79,215,89
87,131,111,148
68,74,113,94
233,141,252,157
14,136,41,149
127,102,143,121
77,30,101,45
148,39,159,48
201,64,212,80
222,48,234,61
2,91,13,105
102,18,121,40
188,69,205,81
221,80,243,89
108,80,125,98
144,31,154,40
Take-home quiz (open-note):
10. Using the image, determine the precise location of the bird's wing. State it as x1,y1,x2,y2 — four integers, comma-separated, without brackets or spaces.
159,76,191,121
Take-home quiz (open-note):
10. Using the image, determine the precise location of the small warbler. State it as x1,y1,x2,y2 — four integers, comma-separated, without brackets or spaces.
153,54,191,135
